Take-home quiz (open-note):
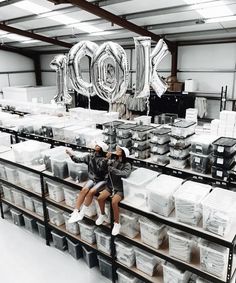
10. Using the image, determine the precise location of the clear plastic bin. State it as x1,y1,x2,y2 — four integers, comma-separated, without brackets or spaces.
116,137,132,148
170,134,194,148
84,201,97,218
212,154,235,169
31,175,41,195
0,132,11,147
116,123,137,138
132,125,154,141
103,134,116,144
47,180,64,202
150,152,169,165
150,142,169,154
169,155,189,169
191,135,215,155
211,166,229,180
18,170,32,189
120,211,139,238
134,115,151,125
169,145,190,159
196,277,212,283
139,217,166,249
66,237,82,259
33,198,44,217
67,159,88,182
47,205,64,226
163,262,191,283
133,140,150,151
23,195,35,212
103,121,123,135
199,239,229,279
133,148,150,160
23,214,37,233
150,127,171,144
78,221,96,244
171,120,196,138
122,168,158,208
134,248,160,276
82,246,98,268
190,152,210,174
213,137,236,157
5,166,19,184
0,163,6,180
63,186,80,208
36,222,46,239
10,208,24,226
12,190,24,207
201,188,236,236
168,229,193,263
51,230,67,251
117,268,139,283
174,181,212,226
97,255,113,280
115,239,135,268
51,154,69,179
2,184,13,202
41,146,67,171
95,228,111,255
154,113,178,125
63,212,80,235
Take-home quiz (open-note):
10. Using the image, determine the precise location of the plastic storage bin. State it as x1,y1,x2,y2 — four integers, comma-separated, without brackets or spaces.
201,188,236,236
133,140,150,151
211,166,229,180
134,115,151,125
169,145,190,159
97,255,113,280
2,184,13,202
23,214,37,233
133,148,150,160
213,137,236,157
132,125,154,141
170,134,194,148
33,198,44,217
212,154,235,169
116,137,132,148
95,228,111,255
5,166,19,184
47,205,64,226
150,127,171,144
18,170,32,189
23,195,35,212
190,152,210,174
103,134,116,144
150,152,169,165
117,268,139,283
122,168,158,208
0,163,6,180
171,120,196,138
168,229,193,263
135,248,160,276
120,211,139,238
84,201,97,218
169,155,189,169
199,239,228,279
63,212,80,235
103,121,123,135
51,154,69,179
115,239,135,267
116,123,137,138
41,146,67,171
10,209,24,226
51,230,67,251
67,159,88,182
191,135,215,155
147,174,184,217
31,175,42,195
36,222,46,239
139,217,166,249
82,246,98,268
154,113,178,125
47,180,64,202
174,181,211,226
12,190,24,207
163,262,191,283
66,238,82,259
150,142,169,154
78,221,96,244
63,187,80,208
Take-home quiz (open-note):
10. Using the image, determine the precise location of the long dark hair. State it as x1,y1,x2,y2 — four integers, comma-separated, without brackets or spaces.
116,148,127,163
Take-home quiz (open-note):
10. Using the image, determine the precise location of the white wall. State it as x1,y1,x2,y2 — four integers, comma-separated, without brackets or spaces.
0,50,36,92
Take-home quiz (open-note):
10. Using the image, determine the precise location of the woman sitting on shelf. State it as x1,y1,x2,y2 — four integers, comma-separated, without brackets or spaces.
66,141,108,223
96,146,132,236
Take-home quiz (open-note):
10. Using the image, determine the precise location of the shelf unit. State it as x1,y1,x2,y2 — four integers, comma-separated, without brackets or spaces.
0,129,236,282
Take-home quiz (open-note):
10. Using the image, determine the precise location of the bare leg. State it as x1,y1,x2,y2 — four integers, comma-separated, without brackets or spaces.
112,194,122,223
84,188,97,207
97,190,111,214
75,187,89,210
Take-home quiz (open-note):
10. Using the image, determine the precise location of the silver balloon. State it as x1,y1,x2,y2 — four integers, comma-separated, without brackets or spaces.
134,37,151,99
68,41,98,99
151,39,169,97
50,54,72,105
91,41,129,110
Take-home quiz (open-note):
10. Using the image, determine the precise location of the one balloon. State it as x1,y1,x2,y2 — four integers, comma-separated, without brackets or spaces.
68,41,98,97
134,37,151,98
91,41,129,107
150,39,169,97
50,54,72,105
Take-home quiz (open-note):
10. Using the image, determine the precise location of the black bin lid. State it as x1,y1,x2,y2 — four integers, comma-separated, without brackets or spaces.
151,127,171,135
117,123,138,130
172,120,196,128
103,121,124,127
213,137,236,147
132,125,154,132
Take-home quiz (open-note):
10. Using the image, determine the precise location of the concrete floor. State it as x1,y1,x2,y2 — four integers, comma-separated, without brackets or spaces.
0,214,110,283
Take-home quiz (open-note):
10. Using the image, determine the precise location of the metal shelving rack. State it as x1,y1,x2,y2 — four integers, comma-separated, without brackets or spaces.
0,127,236,283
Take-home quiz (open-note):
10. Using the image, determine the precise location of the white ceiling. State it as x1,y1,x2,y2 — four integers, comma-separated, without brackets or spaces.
0,0,236,52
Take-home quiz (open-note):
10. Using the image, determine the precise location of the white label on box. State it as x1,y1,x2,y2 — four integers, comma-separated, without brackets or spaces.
104,128,108,133
134,142,138,148
217,146,224,153
105,136,108,141
153,146,157,152
118,131,122,136
152,136,158,142
216,170,223,177
134,152,139,157
217,158,224,165
196,145,202,151
195,157,201,163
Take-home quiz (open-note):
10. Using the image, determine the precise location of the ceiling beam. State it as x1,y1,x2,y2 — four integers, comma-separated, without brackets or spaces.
0,23,73,48
48,0,173,49
0,0,21,7
0,44,38,58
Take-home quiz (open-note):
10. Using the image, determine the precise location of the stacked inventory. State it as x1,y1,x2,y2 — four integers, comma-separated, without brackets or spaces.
116,123,137,150
211,137,236,180
150,127,170,165
169,120,196,168
102,121,123,151
131,125,154,159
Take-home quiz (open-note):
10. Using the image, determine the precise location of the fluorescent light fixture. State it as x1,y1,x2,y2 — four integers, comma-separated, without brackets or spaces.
72,23,102,33
21,39,40,44
13,1,51,14
205,15,236,23
48,14,78,25
4,34,29,41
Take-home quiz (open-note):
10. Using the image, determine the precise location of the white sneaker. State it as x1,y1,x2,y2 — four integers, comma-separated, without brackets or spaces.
68,209,80,223
76,211,85,221
95,214,106,226
112,223,121,236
